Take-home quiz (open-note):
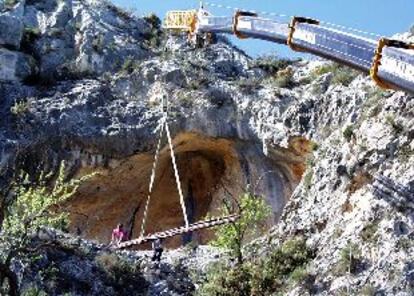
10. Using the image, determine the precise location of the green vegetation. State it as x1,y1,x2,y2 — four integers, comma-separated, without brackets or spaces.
10,100,29,116
0,163,93,296
258,237,313,290
360,284,377,296
143,13,163,48
361,88,387,119
178,91,194,108
310,141,319,151
92,34,105,53
236,77,263,94
23,27,41,38
251,56,293,76
272,67,295,88
385,114,404,134
398,145,414,161
303,155,315,191
21,287,48,296
310,63,359,86
397,237,412,251
96,253,138,279
343,125,355,142
144,13,161,29
4,0,18,8
211,191,271,264
360,221,379,243
334,243,362,275
187,76,210,90
120,56,140,74
198,237,314,296
107,3,135,20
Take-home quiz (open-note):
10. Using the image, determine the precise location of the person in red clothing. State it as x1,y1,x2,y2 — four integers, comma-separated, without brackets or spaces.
111,223,127,246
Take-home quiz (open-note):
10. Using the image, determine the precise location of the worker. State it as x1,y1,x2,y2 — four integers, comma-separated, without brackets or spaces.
152,238,164,262
111,223,127,246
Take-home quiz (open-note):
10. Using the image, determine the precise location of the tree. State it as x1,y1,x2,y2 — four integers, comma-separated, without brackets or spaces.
0,163,91,296
211,190,271,264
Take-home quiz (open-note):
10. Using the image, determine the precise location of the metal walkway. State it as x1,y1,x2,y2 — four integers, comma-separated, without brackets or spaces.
116,214,239,249
198,14,414,94
165,5,414,94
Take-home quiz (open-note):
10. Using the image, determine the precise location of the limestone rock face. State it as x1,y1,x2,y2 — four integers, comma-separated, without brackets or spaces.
0,0,153,81
0,48,35,81
0,11,24,48
0,1,25,49
0,0,413,295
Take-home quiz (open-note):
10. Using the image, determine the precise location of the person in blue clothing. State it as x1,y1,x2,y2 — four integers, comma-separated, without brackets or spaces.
152,238,163,262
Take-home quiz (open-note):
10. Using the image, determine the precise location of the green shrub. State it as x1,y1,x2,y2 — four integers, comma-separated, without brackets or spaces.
236,78,262,93
107,3,135,20
289,265,309,285
251,56,293,76
4,0,18,8
211,191,271,264
273,68,295,88
4,163,92,237
145,29,163,48
24,27,41,37
120,56,141,74
360,221,379,243
399,145,414,161
1,163,94,296
360,284,377,296
343,125,355,142
92,34,105,53
361,88,387,119
142,14,163,48
303,170,313,191
310,63,358,86
310,63,339,78
360,285,377,296
385,114,404,134
335,243,362,275
178,92,194,108
197,263,253,296
331,68,358,86
144,13,161,29
187,76,210,90
96,253,136,278
198,237,314,296
253,237,314,294
21,287,48,296
397,237,412,250
10,100,29,116
310,141,319,151
95,252,148,292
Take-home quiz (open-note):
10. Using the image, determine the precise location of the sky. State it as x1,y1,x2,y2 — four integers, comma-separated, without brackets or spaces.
112,0,414,58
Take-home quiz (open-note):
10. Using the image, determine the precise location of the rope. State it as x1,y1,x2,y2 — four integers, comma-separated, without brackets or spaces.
139,95,190,237
139,117,166,238
165,120,190,229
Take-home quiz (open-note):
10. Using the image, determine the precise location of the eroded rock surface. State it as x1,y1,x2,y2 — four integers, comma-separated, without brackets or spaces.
1,0,414,295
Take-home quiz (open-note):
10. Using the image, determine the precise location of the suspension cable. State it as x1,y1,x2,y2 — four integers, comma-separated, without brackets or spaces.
139,96,190,238
165,120,190,229
139,117,166,238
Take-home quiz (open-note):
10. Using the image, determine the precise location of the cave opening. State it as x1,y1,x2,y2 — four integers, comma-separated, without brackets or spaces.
66,133,306,248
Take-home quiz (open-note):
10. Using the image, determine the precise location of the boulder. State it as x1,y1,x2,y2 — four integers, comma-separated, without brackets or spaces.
0,48,36,81
0,13,23,48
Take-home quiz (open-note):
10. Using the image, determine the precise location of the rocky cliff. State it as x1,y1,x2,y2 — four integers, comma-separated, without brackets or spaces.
1,0,413,295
